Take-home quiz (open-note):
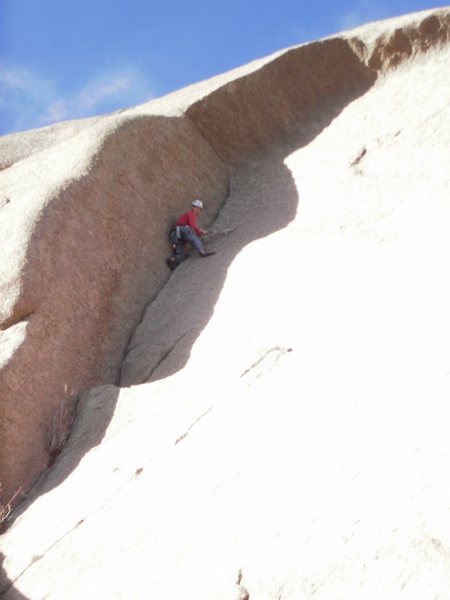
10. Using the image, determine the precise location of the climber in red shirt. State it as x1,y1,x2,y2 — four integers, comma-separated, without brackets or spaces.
167,199,215,270
175,202,205,237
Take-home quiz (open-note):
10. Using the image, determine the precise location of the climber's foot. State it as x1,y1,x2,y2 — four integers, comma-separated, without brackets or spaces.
166,256,178,271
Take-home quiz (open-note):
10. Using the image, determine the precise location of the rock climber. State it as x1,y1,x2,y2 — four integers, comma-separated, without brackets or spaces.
166,199,215,271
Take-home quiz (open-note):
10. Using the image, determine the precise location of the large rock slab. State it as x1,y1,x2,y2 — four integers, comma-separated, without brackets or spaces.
0,13,383,502
0,114,229,503
1,7,450,599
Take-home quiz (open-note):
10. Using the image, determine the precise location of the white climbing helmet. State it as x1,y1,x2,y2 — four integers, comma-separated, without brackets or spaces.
192,199,203,209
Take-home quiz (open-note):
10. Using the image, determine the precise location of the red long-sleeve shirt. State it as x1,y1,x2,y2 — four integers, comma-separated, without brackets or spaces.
175,210,202,236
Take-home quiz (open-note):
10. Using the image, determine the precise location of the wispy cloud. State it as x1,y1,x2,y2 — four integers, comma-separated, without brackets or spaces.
0,65,57,132
334,0,391,32
79,77,134,110
287,0,392,47
0,64,157,135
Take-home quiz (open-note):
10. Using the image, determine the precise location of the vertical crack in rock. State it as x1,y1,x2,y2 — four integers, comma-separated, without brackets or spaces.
120,330,190,385
350,146,367,167
239,346,293,379
236,569,250,600
1,460,151,593
174,407,213,445
184,112,230,169
141,331,190,384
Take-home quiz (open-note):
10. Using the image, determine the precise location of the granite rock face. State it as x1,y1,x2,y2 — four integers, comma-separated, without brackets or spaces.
1,8,450,599
0,115,229,503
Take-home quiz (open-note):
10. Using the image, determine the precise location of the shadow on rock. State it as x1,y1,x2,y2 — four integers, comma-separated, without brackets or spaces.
119,155,300,384
119,39,379,385
119,50,379,383
3,385,120,531
6,39,378,515
0,553,30,599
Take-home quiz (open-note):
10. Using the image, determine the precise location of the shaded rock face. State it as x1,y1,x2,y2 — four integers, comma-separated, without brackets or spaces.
0,7,450,599
367,13,450,69
0,18,384,504
0,116,229,502
186,38,377,164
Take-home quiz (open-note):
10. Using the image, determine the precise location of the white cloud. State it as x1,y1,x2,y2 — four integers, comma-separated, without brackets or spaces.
0,64,59,132
0,66,52,96
0,63,157,135
79,76,132,109
335,0,390,32
44,100,69,123
338,9,367,31
288,1,392,48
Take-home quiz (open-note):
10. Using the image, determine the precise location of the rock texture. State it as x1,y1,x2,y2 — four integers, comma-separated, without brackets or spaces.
0,115,228,503
1,7,450,599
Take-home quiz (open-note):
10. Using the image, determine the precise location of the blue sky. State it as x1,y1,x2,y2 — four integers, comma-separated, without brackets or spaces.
0,0,446,136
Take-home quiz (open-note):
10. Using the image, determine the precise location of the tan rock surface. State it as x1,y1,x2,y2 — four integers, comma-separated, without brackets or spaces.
0,115,228,502
0,5,382,502
1,7,450,599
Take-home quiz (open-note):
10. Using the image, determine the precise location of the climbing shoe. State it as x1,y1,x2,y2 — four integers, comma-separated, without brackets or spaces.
200,251,216,257
166,256,178,271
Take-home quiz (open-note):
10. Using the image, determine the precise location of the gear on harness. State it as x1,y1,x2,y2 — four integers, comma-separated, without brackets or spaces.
169,226,182,251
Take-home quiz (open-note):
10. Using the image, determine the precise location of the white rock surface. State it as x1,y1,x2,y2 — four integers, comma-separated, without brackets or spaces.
1,8,450,599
